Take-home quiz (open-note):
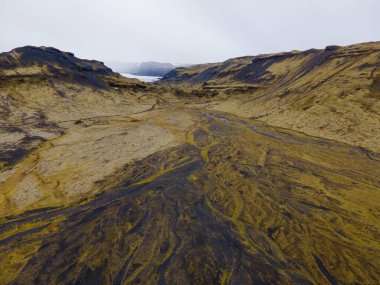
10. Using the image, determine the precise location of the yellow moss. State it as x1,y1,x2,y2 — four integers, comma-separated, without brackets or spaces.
154,117,187,143
132,159,193,186
0,241,41,284
0,161,8,172
186,127,218,162
203,194,257,254
187,128,196,146
0,216,65,241
220,269,233,285
0,221,50,241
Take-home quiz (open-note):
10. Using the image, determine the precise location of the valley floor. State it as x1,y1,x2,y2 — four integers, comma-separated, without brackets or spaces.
0,105,379,285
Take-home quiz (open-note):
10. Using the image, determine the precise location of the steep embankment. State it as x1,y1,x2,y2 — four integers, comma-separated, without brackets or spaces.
162,42,380,152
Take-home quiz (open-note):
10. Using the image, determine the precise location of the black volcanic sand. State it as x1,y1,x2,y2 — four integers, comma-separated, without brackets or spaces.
0,112,379,284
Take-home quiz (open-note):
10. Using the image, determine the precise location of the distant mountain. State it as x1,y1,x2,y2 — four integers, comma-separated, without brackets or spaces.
107,61,192,77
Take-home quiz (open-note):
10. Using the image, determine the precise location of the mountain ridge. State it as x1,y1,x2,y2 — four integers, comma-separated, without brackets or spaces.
161,41,380,152
162,41,380,83
0,46,117,78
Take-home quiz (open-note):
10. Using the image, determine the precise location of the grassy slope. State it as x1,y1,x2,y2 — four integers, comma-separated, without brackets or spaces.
162,42,380,152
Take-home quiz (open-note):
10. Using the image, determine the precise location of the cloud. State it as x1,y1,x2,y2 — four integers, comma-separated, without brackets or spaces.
1,0,379,63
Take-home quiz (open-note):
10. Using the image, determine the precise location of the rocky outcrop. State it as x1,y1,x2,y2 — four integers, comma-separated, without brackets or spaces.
0,46,124,88
0,46,113,75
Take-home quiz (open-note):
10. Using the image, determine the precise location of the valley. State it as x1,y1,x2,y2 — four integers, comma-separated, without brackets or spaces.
0,44,379,284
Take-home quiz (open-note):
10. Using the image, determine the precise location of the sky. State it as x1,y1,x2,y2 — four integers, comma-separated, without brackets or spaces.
0,0,379,64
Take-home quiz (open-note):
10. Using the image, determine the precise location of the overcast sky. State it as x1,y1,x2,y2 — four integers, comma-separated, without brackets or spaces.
1,0,379,64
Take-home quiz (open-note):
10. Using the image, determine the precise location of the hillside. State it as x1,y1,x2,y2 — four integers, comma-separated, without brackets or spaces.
0,45,379,285
0,46,162,172
162,42,380,152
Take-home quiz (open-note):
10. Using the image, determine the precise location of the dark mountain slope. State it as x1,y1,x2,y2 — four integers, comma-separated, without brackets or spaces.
0,46,113,75
0,46,142,89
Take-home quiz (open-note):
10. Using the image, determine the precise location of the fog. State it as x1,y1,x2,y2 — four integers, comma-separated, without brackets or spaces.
1,0,379,64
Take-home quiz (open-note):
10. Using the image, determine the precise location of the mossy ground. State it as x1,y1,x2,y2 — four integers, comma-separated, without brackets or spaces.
0,111,378,284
